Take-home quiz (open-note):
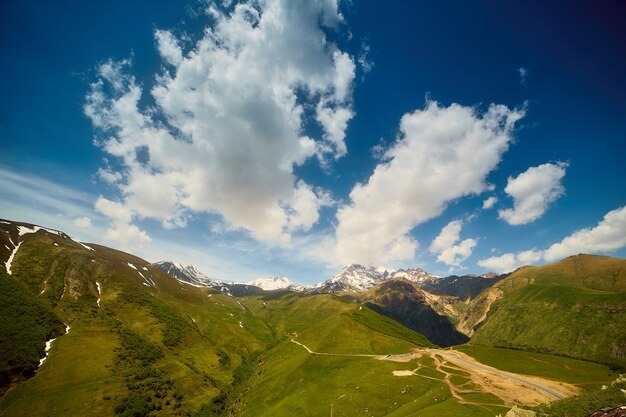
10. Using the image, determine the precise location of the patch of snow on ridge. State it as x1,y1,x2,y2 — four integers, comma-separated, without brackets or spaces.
75,240,95,251
5,241,22,275
127,262,138,270
17,225,63,237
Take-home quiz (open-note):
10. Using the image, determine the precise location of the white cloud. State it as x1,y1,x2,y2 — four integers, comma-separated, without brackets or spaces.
517,248,543,264
103,223,151,246
479,205,626,272
95,197,133,224
73,217,92,228
498,162,567,225
334,100,524,265
478,253,519,274
519,67,529,84
478,247,545,274
482,196,498,209
543,205,626,261
85,0,355,245
429,220,477,268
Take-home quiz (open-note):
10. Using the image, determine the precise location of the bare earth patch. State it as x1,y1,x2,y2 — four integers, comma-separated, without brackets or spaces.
392,370,414,376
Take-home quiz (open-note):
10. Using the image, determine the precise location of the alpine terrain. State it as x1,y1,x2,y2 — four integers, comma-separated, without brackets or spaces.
0,219,624,417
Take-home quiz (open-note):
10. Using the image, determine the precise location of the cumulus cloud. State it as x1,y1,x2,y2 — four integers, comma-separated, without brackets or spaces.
517,248,543,264
103,223,151,246
334,100,524,265
498,162,568,225
477,253,519,274
85,0,355,245
73,217,92,228
429,220,477,268
543,205,626,261
477,249,542,273
482,196,498,209
479,205,626,272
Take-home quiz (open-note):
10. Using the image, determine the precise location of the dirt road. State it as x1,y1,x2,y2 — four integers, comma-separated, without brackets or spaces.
429,349,567,400
290,338,578,407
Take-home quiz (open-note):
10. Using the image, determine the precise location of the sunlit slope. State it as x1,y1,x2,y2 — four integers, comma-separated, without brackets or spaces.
471,255,626,367
238,294,500,417
0,224,274,417
242,292,433,353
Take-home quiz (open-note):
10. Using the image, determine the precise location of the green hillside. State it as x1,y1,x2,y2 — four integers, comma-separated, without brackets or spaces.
1,220,624,416
0,222,433,417
471,255,626,368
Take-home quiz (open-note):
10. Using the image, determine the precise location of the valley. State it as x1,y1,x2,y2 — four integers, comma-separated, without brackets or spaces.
0,219,624,417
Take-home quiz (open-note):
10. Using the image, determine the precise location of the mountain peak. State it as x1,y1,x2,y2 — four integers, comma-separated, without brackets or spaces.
152,261,212,287
248,276,294,291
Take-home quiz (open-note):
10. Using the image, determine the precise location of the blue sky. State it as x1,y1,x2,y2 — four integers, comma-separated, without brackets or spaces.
1,1,625,284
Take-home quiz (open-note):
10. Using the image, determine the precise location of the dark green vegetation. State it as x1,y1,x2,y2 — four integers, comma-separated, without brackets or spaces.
470,255,626,368
362,279,468,346
0,270,65,394
0,219,624,417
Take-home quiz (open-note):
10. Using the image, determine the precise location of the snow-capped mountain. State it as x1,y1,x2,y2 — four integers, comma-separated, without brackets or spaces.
312,264,440,293
314,264,390,292
389,268,439,285
151,261,213,287
248,276,294,291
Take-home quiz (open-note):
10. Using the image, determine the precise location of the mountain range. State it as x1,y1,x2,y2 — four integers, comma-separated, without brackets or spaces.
0,217,624,417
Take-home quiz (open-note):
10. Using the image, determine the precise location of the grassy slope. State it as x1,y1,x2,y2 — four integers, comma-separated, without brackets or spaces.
238,294,501,417
0,232,274,417
1,222,623,417
471,255,626,368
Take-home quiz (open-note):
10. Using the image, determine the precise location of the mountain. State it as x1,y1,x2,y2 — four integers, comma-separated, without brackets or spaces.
313,264,388,292
247,276,294,291
469,254,626,367
313,264,439,293
390,267,439,285
1,218,623,416
362,279,469,347
151,261,213,287
421,273,507,300
0,218,434,417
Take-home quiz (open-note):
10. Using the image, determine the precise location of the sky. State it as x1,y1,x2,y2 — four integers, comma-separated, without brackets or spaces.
1,0,625,284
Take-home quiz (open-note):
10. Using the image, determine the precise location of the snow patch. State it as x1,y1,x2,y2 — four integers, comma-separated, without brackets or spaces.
76,241,95,251
126,262,137,270
39,337,57,366
0,220,10,224
96,282,102,307
38,324,70,368
239,321,244,328
17,225,62,237
5,241,22,275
